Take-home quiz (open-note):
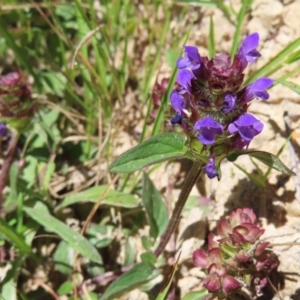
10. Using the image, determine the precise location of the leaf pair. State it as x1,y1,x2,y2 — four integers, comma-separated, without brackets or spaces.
110,132,295,176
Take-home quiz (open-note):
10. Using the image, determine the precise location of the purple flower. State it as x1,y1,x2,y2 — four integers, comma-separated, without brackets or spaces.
243,77,274,102
228,114,264,148
194,116,223,145
176,69,195,92
221,94,236,114
238,33,261,69
170,113,182,125
170,91,186,112
0,123,7,137
177,46,201,70
203,157,218,179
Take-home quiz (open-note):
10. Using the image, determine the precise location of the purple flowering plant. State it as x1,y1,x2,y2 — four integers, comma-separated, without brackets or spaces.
110,31,295,299
111,32,294,257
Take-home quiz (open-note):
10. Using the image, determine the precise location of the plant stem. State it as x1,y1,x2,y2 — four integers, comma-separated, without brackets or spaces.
0,130,19,216
154,161,203,257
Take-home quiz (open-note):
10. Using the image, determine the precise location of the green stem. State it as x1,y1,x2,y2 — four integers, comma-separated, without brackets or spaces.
154,161,203,257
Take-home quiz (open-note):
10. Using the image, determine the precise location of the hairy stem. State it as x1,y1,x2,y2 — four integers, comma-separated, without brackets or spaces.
0,131,19,216
154,161,203,257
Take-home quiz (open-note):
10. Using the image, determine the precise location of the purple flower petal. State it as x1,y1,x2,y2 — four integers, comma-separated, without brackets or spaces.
170,91,186,112
221,94,236,114
194,116,223,145
244,77,274,102
170,113,182,125
229,114,264,147
192,249,209,268
0,123,8,137
222,275,240,294
203,157,218,179
238,33,261,69
176,69,195,91
176,45,201,70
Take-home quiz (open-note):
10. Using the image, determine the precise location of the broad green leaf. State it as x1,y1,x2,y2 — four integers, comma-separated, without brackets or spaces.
276,79,300,95
140,252,157,265
155,253,180,300
58,281,74,295
99,262,155,300
227,150,295,176
0,218,32,254
182,289,209,300
24,202,102,263
110,133,187,173
53,241,74,275
55,185,138,212
142,172,168,238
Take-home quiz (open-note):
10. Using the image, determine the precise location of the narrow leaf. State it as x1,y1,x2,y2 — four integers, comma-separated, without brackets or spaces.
182,289,209,300
233,163,265,188
99,262,155,300
110,133,187,173
230,0,253,58
142,172,168,238
227,150,295,176
275,79,300,95
55,185,138,212
155,253,180,300
24,202,102,263
208,16,215,58
0,218,32,254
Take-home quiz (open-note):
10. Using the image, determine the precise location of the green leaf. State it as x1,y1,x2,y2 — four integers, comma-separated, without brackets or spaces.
58,281,74,295
173,0,216,7
55,185,138,212
208,16,215,58
155,254,180,300
142,172,168,238
24,202,102,263
99,262,155,300
276,79,300,95
227,150,295,176
140,252,157,265
53,241,74,275
0,218,32,254
110,133,187,173
230,0,254,58
182,289,209,300
233,163,265,188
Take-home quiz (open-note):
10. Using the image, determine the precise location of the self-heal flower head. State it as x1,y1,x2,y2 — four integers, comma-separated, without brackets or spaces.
170,33,273,179
238,32,261,69
243,77,274,102
193,208,278,298
177,46,201,70
194,116,223,145
228,113,263,149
